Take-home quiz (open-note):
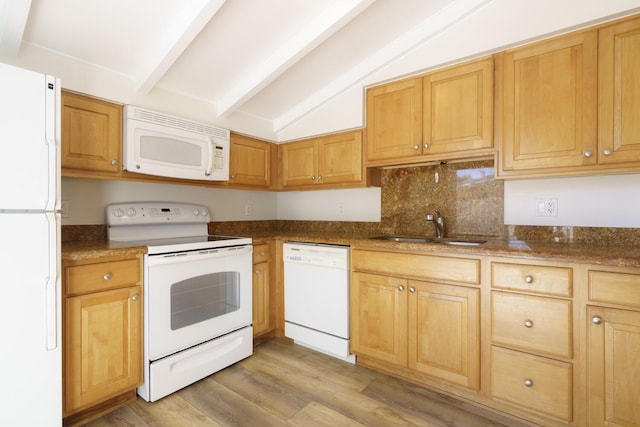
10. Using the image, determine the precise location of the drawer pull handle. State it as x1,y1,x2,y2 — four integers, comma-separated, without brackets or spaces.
260,251,266,256
524,275,533,284
132,294,139,301
409,287,415,293
103,273,112,281
398,285,405,291
524,320,534,328
592,316,602,325
524,379,533,388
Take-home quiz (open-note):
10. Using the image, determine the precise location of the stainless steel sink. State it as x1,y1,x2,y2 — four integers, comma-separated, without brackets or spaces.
434,238,487,246
370,235,435,243
370,236,486,246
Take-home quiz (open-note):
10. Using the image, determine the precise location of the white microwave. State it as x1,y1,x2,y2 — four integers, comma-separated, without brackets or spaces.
123,106,230,181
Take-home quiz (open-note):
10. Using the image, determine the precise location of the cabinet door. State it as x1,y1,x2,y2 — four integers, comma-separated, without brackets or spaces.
351,272,407,366
229,134,272,188
424,57,493,156
252,261,270,336
317,130,362,185
280,140,317,187
64,286,142,414
588,306,640,426
598,16,640,165
365,77,423,161
61,91,122,173
500,31,597,173
408,281,480,389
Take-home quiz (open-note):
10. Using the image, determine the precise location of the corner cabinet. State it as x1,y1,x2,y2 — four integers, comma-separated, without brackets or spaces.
229,133,275,189
586,266,640,427
279,130,363,190
61,90,123,174
365,57,494,166
351,249,481,390
62,253,143,426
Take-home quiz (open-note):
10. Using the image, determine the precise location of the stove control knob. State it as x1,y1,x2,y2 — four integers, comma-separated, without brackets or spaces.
192,208,200,216
127,208,137,217
113,208,125,218
200,208,209,217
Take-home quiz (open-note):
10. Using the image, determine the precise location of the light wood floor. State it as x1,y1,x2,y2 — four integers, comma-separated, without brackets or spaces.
86,339,531,427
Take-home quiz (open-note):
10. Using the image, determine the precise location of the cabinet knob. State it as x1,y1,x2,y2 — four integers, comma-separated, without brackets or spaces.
603,148,613,156
318,175,322,180
524,275,533,284
524,320,534,328
311,176,316,180
132,294,139,301
111,159,118,166
397,285,405,291
424,143,429,150
524,379,533,388
259,251,266,256
409,287,415,293
583,151,593,158
592,316,602,325
255,269,261,274
413,144,419,150
231,174,236,179
103,273,112,281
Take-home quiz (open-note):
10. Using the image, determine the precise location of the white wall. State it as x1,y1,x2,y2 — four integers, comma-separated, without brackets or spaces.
61,178,381,225
504,174,640,227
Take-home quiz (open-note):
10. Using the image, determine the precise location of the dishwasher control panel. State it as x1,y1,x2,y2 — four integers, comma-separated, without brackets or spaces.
283,242,349,269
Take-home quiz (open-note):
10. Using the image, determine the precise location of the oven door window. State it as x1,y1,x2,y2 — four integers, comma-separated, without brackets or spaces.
170,271,240,330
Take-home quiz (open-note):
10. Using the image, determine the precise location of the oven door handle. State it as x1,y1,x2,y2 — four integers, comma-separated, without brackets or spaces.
147,245,252,266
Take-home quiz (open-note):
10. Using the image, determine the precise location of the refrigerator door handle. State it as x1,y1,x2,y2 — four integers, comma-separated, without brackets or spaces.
44,75,60,212
45,212,59,351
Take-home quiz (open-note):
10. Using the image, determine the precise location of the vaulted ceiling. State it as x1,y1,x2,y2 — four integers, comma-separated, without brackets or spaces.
0,0,493,135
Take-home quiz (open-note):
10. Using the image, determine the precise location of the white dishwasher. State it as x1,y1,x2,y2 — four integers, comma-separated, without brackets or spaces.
283,242,355,363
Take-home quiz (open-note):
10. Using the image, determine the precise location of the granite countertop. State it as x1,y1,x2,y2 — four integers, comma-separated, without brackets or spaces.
62,231,640,268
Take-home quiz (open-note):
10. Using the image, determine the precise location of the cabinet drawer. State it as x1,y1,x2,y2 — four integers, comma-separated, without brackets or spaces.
65,258,141,295
491,346,572,421
491,292,572,358
589,270,640,308
352,250,480,285
491,262,572,297
253,244,270,264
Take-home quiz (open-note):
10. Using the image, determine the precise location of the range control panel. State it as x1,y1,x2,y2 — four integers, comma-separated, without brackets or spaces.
106,202,210,225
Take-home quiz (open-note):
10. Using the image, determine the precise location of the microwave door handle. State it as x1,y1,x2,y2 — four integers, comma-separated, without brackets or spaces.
205,138,214,176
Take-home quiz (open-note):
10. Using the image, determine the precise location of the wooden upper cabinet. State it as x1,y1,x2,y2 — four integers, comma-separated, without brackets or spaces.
229,133,273,189
424,57,493,156
499,30,598,175
61,90,122,173
598,15,640,166
365,77,423,162
280,130,363,189
365,57,494,166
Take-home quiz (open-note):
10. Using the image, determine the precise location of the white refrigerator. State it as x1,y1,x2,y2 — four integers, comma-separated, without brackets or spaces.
0,62,62,426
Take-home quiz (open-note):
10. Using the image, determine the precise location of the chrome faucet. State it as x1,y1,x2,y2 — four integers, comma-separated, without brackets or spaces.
425,210,445,238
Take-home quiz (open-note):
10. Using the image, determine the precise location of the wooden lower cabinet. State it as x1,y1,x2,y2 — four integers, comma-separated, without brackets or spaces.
62,254,143,425
586,265,640,427
351,250,481,390
252,242,274,337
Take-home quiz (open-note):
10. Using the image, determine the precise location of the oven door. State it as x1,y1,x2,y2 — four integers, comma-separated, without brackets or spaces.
145,245,252,360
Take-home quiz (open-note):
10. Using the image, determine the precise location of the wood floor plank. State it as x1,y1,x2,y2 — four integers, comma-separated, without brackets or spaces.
287,402,366,427
212,364,309,419
128,394,222,427
83,405,148,427
177,375,289,427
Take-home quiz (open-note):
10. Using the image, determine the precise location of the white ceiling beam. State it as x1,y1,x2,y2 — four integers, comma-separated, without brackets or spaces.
0,0,32,57
273,0,493,133
216,0,376,118
134,0,226,95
